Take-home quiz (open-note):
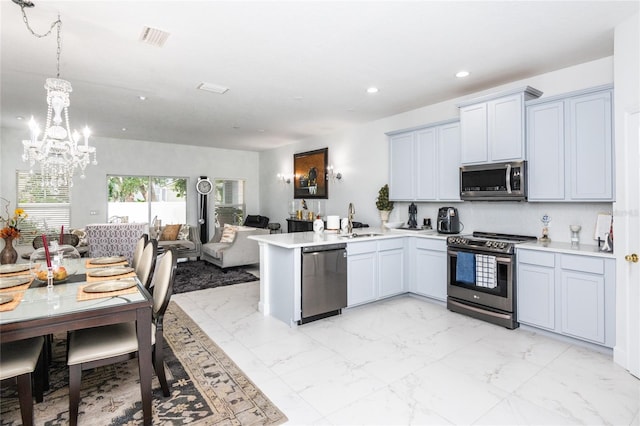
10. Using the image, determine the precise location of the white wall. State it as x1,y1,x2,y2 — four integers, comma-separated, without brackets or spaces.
0,130,260,239
259,57,615,242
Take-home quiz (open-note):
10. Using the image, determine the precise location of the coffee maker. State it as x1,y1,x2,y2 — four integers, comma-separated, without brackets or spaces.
437,207,461,234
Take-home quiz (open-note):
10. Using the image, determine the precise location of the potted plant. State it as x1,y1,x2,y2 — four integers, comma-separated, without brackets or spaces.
375,184,394,222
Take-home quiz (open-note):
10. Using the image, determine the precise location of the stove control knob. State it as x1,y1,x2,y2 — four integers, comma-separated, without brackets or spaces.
499,242,507,249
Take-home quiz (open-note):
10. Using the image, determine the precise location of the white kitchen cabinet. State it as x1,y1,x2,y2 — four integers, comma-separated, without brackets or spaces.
378,239,406,298
560,255,607,344
410,238,447,301
516,247,615,347
526,85,613,202
347,241,378,306
347,238,406,307
387,119,460,201
517,250,555,330
458,86,542,165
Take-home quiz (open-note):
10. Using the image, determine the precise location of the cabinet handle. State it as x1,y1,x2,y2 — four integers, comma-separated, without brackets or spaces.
625,253,639,263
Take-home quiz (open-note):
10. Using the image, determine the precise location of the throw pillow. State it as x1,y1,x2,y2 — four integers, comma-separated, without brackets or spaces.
71,228,88,247
219,224,237,243
177,224,190,240
160,224,181,241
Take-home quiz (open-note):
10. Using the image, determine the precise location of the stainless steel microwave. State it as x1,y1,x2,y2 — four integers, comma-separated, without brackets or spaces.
460,161,526,201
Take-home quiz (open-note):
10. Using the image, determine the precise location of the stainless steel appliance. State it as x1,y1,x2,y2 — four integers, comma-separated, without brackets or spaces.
300,243,347,324
460,161,527,201
446,232,537,329
437,207,461,234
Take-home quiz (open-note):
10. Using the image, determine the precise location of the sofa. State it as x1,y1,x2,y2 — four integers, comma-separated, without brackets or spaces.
201,225,269,269
152,224,201,260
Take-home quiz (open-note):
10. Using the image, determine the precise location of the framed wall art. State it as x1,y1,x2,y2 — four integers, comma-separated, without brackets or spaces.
293,148,328,199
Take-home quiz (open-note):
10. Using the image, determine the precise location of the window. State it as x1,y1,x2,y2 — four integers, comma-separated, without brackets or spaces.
214,179,245,226
107,176,187,225
16,171,71,244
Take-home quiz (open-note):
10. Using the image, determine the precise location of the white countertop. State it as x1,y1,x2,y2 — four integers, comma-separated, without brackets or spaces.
248,227,448,249
518,240,616,258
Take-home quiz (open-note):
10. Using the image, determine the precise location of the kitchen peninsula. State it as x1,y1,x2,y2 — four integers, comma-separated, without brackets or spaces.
249,228,448,326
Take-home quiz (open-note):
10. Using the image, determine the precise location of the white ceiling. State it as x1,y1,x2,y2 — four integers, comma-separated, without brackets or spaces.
1,1,638,152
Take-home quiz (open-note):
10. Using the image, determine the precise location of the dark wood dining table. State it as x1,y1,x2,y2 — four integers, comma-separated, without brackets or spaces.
0,270,154,425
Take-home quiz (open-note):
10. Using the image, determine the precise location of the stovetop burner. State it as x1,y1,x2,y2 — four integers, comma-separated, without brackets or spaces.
447,231,537,254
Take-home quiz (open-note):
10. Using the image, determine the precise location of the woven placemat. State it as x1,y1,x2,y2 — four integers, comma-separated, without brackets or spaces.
85,258,128,269
0,277,34,293
86,270,137,283
0,292,25,312
77,283,139,301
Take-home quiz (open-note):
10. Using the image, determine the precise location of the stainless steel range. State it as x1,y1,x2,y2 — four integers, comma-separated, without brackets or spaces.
446,231,537,329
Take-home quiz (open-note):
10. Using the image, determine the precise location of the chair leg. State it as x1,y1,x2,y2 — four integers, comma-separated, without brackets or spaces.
153,337,170,397
68,364,82,426
32,348,45,403
17,373,34,426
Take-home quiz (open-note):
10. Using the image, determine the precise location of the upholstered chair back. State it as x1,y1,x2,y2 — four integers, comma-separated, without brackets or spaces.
136,239,157,290
151,248,177,317
132,234,149,269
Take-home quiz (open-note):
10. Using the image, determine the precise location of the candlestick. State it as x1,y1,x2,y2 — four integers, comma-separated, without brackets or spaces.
41,234,52,268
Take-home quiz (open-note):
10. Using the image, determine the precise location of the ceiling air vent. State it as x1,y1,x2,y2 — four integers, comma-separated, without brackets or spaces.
139,26,170,47
197,82,229,95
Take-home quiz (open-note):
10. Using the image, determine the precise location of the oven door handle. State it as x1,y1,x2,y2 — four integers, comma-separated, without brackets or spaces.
505,164,512,194
448,250,512,264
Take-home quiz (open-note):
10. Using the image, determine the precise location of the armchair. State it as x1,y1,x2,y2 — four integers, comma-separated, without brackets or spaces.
243,215,269,228
201,225,269,269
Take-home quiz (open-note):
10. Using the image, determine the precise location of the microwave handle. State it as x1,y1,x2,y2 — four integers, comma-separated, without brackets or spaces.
505,164,512,194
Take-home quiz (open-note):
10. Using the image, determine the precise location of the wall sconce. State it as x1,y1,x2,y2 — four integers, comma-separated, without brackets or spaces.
277,173,291,184
326,165,342,182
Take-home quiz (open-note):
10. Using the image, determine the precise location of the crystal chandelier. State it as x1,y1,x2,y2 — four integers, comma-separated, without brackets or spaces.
15,0,97,189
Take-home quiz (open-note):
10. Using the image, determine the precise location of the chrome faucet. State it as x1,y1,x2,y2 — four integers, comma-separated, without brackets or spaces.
347,203,355,234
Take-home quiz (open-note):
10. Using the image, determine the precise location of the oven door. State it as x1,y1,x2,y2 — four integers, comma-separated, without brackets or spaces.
447,248,514,312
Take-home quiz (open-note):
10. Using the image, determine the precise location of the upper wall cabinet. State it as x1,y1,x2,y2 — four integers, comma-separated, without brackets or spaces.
387,119,460,201
526,85,614,202
457,86,542,165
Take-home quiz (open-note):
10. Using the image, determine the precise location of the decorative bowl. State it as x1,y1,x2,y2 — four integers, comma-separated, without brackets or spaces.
384,221,404,229
30,244,80,283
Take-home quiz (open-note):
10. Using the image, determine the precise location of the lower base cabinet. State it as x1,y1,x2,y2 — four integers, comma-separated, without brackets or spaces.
411,238,447,301
517,249,615,347
347,239,405,307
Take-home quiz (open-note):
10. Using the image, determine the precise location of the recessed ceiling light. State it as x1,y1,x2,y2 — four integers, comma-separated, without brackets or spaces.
197,82,229,94
367,87,379,94
16,116,24,120
121,127,127,131
456,71,470,78
138,95,147,101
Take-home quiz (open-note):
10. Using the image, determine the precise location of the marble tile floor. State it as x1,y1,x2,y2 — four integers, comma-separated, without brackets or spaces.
172,280,639,426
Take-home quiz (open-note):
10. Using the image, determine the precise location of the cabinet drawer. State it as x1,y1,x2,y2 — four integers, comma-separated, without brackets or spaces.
378,238,404,251
415,238,446,251
561,255,604,274
518,250,555,267
347,241,377,255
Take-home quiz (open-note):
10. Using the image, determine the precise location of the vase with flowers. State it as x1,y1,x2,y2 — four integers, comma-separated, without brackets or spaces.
0,198,28,265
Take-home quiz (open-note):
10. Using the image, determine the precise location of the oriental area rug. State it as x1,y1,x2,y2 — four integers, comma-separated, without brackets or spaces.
0,302,287,426
173,260,259,294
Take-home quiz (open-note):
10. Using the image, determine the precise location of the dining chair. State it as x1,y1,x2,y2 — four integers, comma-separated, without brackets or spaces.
131,233,149,270
66,248,178,425
0,337,45,426
135,238,157,290
32,233,80,249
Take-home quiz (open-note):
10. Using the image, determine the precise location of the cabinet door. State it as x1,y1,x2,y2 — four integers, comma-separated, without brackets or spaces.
415,128,437,200
379,248,405,298
517,263,555,330
560,270,606,344
527,101,565,201
567,90,613,200
413,247,447,301
347,252,377,307
460,103,488,164
437,122,461,200
389,132,415,200
488,94,525,161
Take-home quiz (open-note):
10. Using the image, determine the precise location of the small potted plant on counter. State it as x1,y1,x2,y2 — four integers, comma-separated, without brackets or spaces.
375,184,394,224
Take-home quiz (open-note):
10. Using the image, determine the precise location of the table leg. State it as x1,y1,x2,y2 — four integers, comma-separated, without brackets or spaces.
136,306,153,425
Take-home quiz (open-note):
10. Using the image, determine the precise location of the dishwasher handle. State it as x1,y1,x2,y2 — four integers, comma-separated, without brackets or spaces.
302,243,347,253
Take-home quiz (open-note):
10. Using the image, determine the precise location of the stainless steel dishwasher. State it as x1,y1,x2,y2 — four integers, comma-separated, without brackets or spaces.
300,243,347,324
